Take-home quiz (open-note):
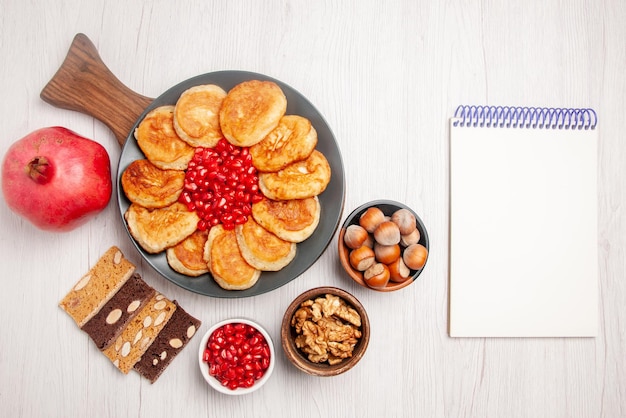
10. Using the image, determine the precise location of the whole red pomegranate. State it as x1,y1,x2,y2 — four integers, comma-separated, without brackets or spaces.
2,127,112,232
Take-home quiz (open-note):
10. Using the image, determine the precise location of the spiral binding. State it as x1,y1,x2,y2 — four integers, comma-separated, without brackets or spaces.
452,105,597,130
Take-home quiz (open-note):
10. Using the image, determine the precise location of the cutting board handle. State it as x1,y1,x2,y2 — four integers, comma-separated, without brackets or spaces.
40,33,153,147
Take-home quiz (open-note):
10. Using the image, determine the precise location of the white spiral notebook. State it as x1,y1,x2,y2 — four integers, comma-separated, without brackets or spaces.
449,106,598,337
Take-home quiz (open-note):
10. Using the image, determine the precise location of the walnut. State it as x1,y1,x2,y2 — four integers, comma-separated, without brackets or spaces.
327,355,343,365
290,294,362,365
291,305,311,333
316,293,361,327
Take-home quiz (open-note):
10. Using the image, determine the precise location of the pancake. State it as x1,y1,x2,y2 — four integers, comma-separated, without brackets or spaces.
235,216,296,271
173,84,227,148
251,196,321,243
250,115,318,172
203,225,261,290
258,150,331,200
166,230,209,277
124,202,200,254
219,80,287,147
134,105,195,170
121,159,185,208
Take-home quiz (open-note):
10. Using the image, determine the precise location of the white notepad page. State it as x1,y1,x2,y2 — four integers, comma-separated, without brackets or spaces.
449,108,598,337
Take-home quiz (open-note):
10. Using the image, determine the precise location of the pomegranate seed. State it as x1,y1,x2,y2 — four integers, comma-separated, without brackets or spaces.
209,363,220,376
261,357,270,370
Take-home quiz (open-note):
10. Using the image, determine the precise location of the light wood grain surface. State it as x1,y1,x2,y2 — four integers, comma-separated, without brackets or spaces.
1,1,624,417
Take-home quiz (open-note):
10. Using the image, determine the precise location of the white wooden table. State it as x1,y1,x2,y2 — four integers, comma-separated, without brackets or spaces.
1,1,624,417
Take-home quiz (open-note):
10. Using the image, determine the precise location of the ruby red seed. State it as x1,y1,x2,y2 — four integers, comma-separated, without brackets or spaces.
179,138,263,231
204,323,271,390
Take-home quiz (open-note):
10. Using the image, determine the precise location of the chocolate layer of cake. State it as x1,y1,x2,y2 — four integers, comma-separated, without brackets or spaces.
102,293,176,374
81,274,156,350
134,301,201,383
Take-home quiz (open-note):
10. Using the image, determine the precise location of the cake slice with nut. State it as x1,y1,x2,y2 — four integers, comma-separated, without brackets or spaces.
80,274,156,350
134,301,202,383
102,293,176,374
59,246,136,327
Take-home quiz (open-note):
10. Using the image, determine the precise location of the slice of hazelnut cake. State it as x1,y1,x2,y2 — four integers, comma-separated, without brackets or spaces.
81,274,156,350
59,246,135,327
102,292,176,374
134,301,201,383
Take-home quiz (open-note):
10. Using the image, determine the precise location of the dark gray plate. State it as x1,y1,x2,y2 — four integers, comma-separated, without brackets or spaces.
117,71,345,298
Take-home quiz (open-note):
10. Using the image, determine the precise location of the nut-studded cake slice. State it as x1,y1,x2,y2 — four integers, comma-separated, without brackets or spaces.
59,246,136,327
80,274,156,350
102,293,176,374
134,301,202,383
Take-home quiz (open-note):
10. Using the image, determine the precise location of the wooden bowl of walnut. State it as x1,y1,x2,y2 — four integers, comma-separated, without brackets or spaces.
338,200,430,292
281,286,370,376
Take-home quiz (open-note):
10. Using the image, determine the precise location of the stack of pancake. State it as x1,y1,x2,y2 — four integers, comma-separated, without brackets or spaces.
121,79,331,290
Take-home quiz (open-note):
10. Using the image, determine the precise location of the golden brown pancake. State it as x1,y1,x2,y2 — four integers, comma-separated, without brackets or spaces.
173,84,227,148
124,202,200,254
203,225,260,290
219,80,287,147
121,159,185,208
235,217,296,271
258,150,331,200
166,230,209,276
250,115,318,172
251,196,321,243
134,105,195,170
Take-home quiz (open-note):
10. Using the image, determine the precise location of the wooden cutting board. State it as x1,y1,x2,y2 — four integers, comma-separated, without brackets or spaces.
40,33,153,147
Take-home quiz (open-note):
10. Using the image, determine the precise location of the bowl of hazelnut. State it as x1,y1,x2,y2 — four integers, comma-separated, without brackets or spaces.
338,200,429,291
281,286,370,376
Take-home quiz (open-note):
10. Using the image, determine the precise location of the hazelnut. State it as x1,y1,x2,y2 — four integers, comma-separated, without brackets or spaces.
349,246,376,271
362,234,374,248
363,263,390,289
373,221,400,246
403,243,428,270
400,228,420,247
374,243,401,264
344,224,369,249
359,207,385,233
391,209,417,235
388,257,411,283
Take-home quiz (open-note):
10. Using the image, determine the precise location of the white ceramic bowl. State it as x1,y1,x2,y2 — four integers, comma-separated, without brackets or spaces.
198,318,275,395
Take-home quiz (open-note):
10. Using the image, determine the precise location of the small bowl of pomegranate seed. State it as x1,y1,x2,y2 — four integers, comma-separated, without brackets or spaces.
198,318,275,395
